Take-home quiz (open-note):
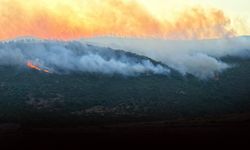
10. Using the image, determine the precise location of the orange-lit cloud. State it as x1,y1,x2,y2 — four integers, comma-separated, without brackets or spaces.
166,7,236,39
0,0,237,40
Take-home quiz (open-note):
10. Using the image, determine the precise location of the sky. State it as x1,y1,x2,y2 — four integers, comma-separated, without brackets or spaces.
139,0,250,32
0,0,249,40
138,0,250,16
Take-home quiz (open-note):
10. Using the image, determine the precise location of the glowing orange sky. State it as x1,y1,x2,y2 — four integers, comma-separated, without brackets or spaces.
0,0,246,40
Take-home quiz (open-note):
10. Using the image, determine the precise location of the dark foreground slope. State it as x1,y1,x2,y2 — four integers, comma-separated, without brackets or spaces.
0,57,250,124
2,113,249,148
0,56,250,147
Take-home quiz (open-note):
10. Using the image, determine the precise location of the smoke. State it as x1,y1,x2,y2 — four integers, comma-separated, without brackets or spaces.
0,36,249,79
0,0,236,40
82,36,250,79
0,39,169,76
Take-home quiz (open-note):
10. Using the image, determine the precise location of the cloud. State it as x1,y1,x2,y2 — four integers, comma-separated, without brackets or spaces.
0,0,236,40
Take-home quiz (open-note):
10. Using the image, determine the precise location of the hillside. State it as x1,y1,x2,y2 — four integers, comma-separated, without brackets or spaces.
0,55,250,126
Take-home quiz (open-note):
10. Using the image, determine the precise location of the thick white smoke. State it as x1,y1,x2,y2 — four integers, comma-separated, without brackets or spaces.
81,36,250,79
0,38,169,76
0,36,249,78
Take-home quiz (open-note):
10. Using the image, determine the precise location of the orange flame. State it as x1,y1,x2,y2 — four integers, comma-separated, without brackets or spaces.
26,60,50,73
26,61,41,71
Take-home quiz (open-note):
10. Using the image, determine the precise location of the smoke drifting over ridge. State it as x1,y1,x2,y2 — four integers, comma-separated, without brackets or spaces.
0,36,249,79
0,39,169,76
82,36,250,79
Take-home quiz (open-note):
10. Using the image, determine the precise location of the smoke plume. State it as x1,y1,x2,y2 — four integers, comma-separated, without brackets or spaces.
0,36,249,79
0,38,169,76
82,36,250,79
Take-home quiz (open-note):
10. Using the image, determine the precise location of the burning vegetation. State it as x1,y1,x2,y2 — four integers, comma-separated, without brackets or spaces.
26,60,50,73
